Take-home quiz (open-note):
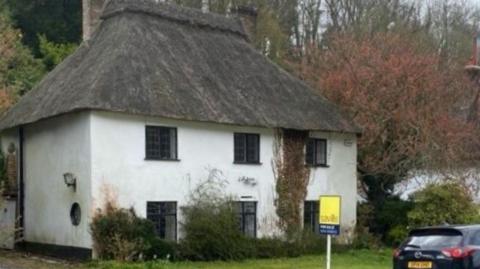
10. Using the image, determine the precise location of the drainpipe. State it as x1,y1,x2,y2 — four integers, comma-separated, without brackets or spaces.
18,127,24,240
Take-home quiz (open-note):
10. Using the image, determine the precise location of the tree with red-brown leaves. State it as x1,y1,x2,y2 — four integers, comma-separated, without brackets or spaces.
289,33,480,232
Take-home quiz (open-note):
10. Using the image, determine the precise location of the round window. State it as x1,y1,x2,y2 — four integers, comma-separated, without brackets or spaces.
70,203,81,226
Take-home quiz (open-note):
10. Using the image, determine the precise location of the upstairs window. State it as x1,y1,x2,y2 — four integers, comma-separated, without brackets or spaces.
306,138,327,166
146,126,177,160
236,201,257,238
234,133,260,164
304,201,320,234
147,202,177,241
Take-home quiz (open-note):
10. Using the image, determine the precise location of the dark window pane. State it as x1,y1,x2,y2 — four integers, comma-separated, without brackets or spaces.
234,133,246,162
164,215,177,241
316,139,326,165
305,138,327,166
159,128,171,159
236,201,257,238
246,134,259,163
244,214,256,237
306,139,315,165
244,202,256,213
169,128,177,159
147,202,177,241
234,133,260,164
304,201,319,234
145,126,177,160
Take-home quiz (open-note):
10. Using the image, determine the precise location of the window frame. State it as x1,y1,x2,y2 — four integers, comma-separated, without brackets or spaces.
146,201,178,241
304,200,320,235
236,201,257,238
233,133,261,165
145,125,179,161
305,138,328,167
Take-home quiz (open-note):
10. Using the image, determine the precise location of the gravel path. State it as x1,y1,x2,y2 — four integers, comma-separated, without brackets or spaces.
0,250,82,269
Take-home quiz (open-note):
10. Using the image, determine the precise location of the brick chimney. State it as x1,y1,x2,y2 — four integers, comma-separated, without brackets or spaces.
82,0,107,41
233,5,258,43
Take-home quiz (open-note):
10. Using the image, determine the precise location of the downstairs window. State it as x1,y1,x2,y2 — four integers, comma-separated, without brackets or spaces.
304,201,320,234
236,201,257,238
147,201,177,241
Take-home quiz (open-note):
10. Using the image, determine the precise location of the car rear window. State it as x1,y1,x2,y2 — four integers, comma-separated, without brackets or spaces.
404,229,463,250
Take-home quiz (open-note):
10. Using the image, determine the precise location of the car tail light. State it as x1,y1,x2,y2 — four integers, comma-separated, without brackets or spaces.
393,248,401,258
441,247,474,258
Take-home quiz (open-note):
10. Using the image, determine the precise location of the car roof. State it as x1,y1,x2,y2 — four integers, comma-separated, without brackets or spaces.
409,225,480,236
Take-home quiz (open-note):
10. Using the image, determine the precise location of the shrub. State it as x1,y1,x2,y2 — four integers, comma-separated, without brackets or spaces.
144,237,178,261
90,202,175,261
253,237,290,258
253,237,305,258
386,225,409,247
353,202,382,249
408,182,480,228
377,198,413,231
295,232,327,254
179,170,254,261
355,198,413,247
377,198,414,245
179,200,254,261
352,225,382,250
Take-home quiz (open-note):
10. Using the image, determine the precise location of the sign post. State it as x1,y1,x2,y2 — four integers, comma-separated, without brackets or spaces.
319,195,341,269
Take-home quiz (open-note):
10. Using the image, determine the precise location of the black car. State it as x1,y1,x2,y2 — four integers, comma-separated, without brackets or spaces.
393,225,480,269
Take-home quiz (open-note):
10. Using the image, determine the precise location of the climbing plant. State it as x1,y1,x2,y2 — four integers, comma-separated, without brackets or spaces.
273,129,310,239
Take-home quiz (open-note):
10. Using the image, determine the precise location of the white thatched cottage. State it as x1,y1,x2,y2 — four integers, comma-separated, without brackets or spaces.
0,0,359,258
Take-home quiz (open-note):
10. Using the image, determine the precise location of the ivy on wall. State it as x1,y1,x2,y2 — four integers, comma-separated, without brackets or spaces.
273,129,310,238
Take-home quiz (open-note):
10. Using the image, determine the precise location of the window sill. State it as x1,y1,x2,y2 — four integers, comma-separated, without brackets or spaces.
145,158,181,162
233,162,262,166
306,164,330,168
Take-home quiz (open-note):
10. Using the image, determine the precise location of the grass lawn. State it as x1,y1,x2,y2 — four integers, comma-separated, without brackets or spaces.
89,249,392,269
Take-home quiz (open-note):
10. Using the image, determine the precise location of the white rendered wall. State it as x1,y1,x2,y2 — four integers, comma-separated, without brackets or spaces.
307,131,358,240
0,110,357,249
90,111,280,237
21,112,92,248
90,111,357,239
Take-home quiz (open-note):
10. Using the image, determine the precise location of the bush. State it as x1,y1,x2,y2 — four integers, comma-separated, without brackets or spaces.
377,198,413,245
144,237,178,261
355,198,413,247
408,182,480,228
352,202,382,249
352,225,382,250
90,202,175,261
377,198,413,232
386,225,409,247
253,238,290,258
179,170,254,261
295,232,327,254
253,237,306,258
179,200,254,261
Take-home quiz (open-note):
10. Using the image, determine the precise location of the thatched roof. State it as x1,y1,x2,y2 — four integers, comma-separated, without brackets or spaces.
0,0,359,133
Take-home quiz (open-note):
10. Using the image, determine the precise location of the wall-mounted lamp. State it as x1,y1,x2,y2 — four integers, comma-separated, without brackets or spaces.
63,173,77,192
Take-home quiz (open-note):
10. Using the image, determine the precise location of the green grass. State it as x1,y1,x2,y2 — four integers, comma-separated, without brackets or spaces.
89,249,391,269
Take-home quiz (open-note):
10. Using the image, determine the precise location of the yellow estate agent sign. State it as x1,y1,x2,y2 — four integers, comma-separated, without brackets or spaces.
319,195,341,235
319,195,341,269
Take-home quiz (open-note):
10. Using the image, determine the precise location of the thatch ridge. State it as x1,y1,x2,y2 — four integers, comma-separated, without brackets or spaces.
102,0,246,37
